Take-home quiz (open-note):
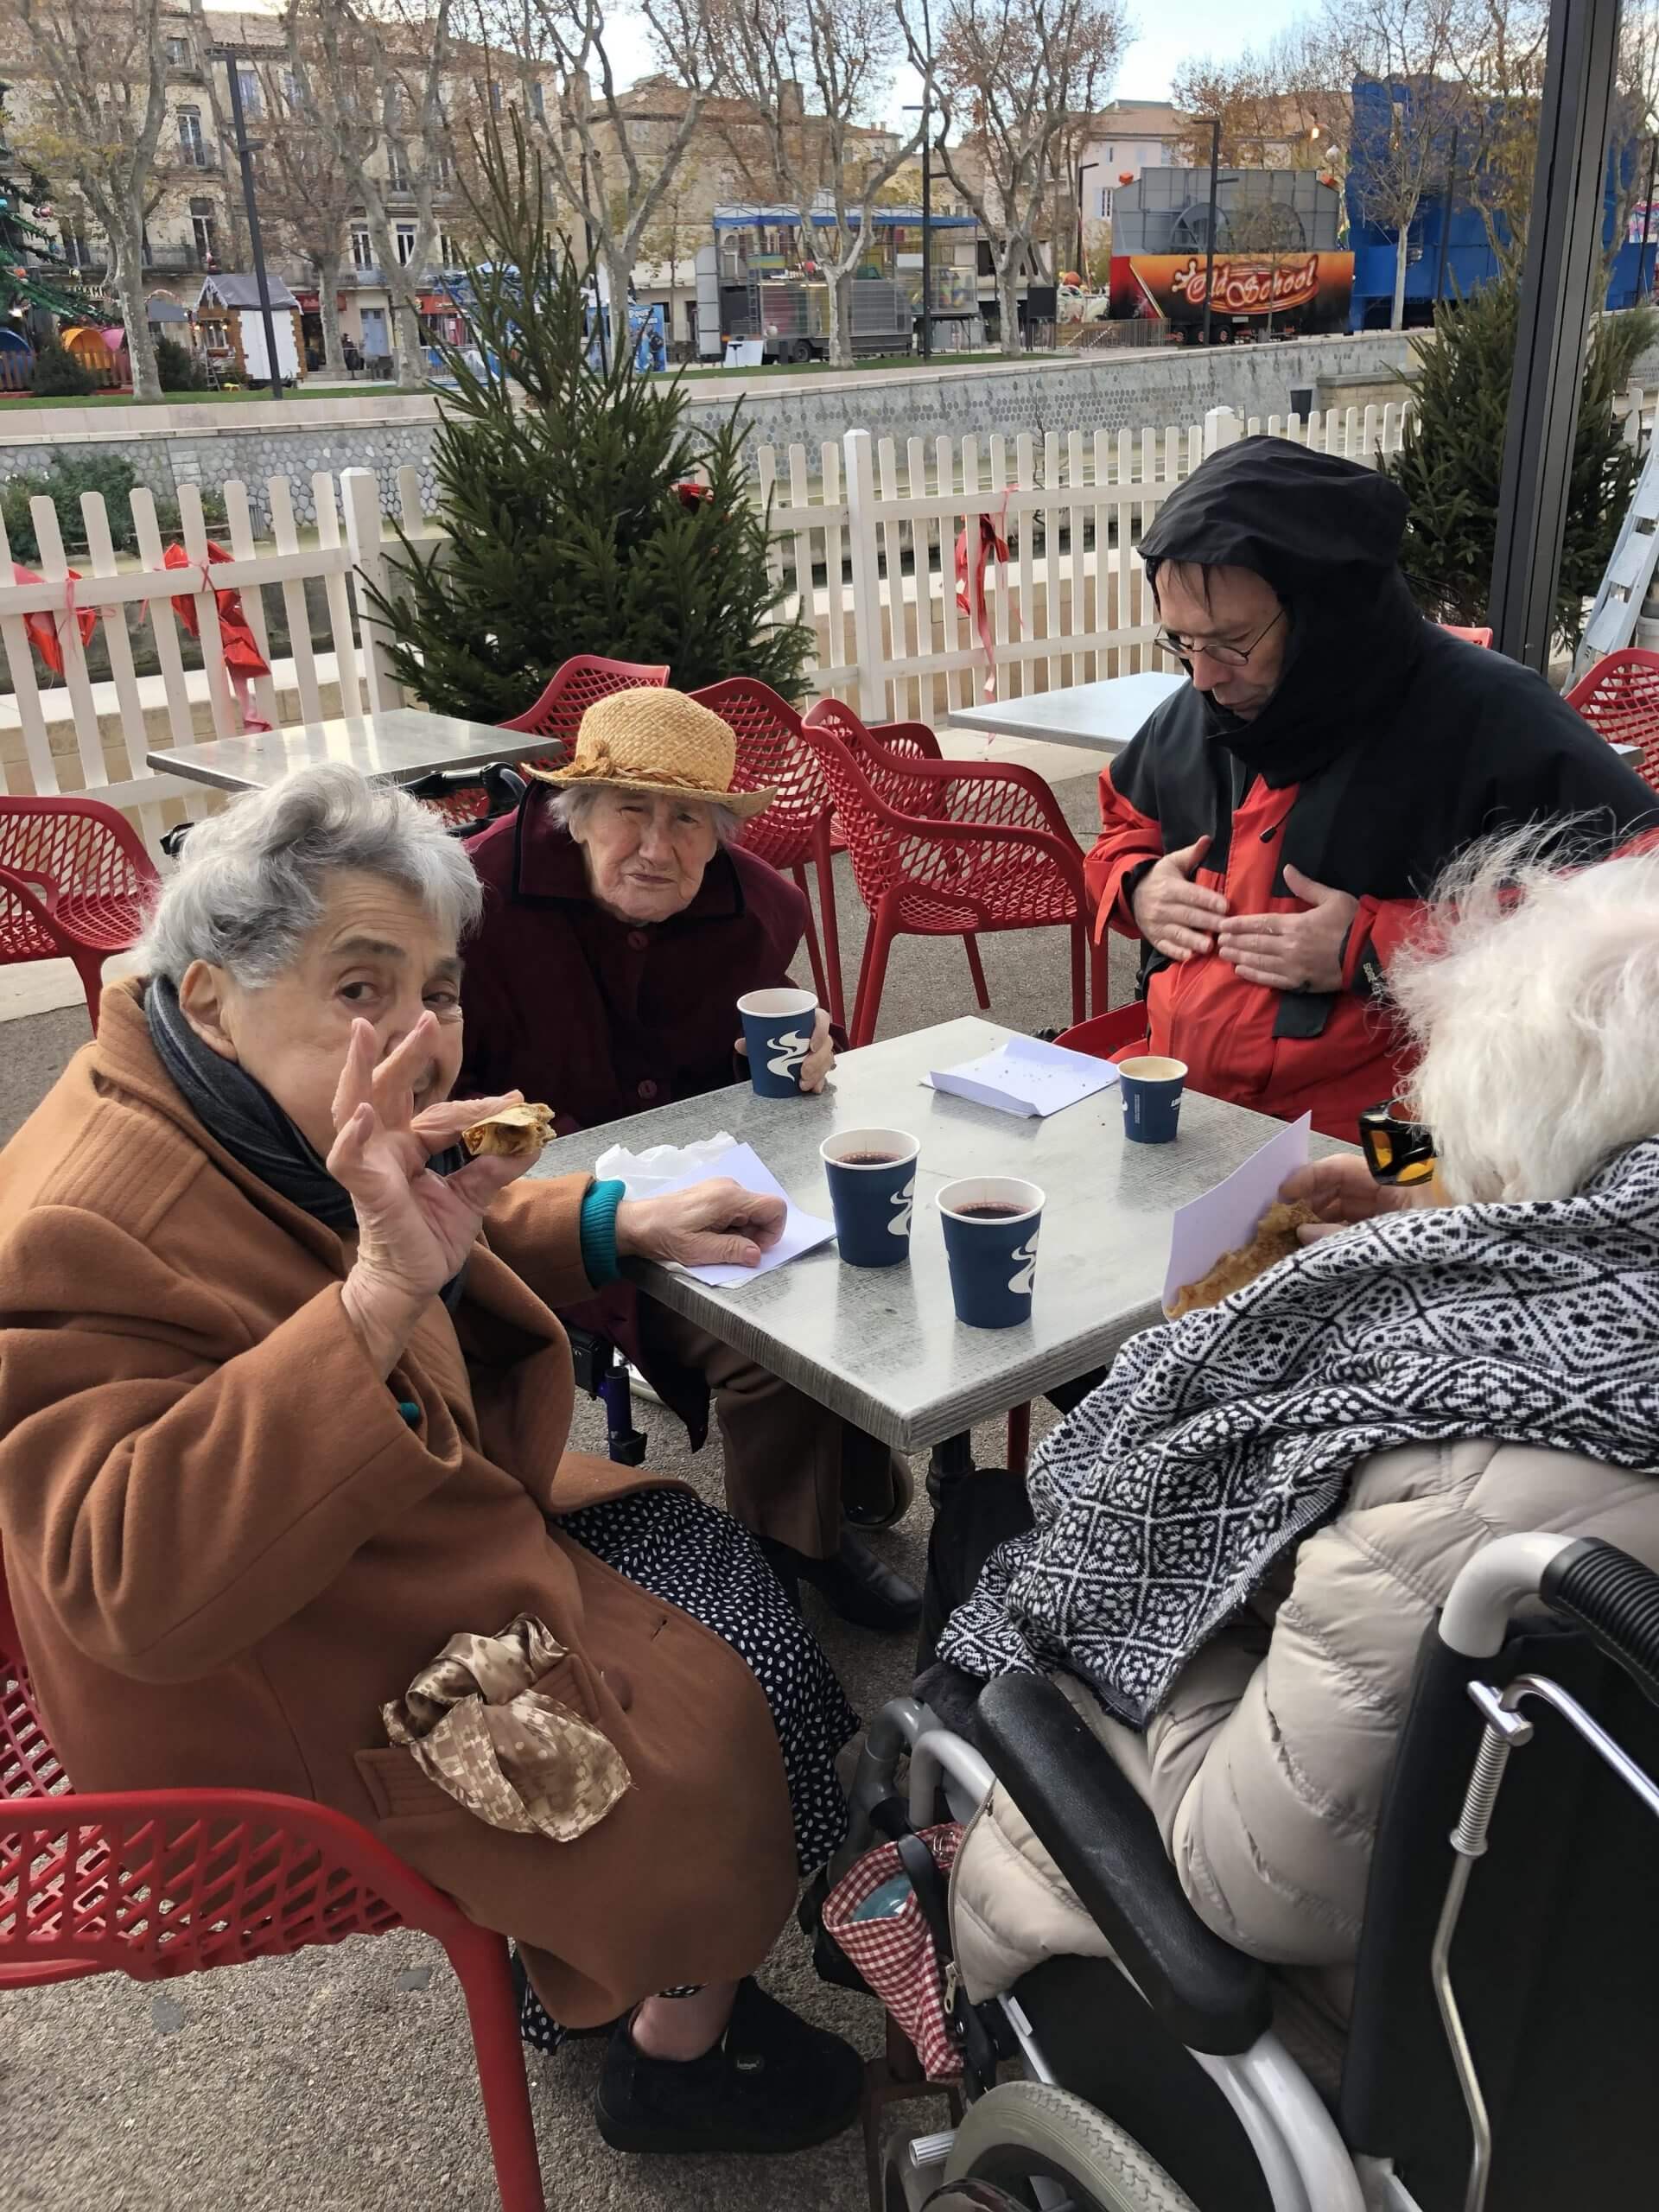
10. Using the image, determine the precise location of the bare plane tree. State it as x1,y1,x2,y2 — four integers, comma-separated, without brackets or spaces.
921,0,1126,358
253,44,366,378
3,0,169,394
713,0,925,366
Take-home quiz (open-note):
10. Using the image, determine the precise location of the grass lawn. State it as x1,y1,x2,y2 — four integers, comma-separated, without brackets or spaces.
678,350,1027,377
0,385,367,409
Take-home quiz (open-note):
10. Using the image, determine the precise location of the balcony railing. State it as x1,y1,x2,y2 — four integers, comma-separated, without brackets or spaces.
143,242,203,273
172,139,220,171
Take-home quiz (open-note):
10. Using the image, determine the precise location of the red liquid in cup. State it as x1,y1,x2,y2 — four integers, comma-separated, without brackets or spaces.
954,1203,1027,1219
837,1151,903,1165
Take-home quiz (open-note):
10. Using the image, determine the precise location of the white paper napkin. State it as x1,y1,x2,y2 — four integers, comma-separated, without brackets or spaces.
594,1135,834,1288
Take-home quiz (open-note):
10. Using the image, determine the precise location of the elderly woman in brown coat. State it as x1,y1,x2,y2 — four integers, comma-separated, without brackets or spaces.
0,764,863,2158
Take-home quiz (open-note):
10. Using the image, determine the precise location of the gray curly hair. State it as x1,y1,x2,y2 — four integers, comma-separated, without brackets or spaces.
137,763,484,986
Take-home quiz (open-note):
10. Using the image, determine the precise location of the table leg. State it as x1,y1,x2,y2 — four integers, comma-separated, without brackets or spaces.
926,1429,976,1507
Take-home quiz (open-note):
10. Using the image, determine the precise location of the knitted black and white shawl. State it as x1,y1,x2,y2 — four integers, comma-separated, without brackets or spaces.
939,1138,1659,1729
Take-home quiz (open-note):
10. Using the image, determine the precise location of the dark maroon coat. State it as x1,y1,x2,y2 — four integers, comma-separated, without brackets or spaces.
459,791,814,1436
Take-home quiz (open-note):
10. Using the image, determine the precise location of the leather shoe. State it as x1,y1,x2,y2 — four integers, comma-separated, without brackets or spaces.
768,1529,922,1633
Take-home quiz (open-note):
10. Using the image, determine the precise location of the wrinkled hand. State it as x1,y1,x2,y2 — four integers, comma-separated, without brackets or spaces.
1279,1155,1420,1244
329,1015,532,1373
1217,865,1357,994
1129,836,1230,963
617,1178,788,1271
734,1005,836,1092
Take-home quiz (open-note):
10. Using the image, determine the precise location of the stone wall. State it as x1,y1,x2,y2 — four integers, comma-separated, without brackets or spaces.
0,331,1421,533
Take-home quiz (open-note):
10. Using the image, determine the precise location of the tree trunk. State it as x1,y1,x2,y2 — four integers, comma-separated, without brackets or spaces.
1391,221,1410,331
315,252,346,379
607,241,633,370
997,249,1022,359
828,269,852,366
391,293,424,385
111,222,161,397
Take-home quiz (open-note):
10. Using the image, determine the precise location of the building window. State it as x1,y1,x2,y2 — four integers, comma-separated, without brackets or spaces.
489,79,503,115
387,142,412,192
351,222,374,269
629,118,652,145
435,148,454,189
60,222,93,268
395,222,418,264
236,67,260,118
283,67,307,111
528,79,544,118
164,34,188,64
177,105,207,165
191,211,218,265
1098,187,1111,219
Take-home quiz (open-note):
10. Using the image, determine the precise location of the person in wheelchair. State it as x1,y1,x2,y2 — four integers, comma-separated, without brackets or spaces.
927,834,1659,2098
461,687,921,1632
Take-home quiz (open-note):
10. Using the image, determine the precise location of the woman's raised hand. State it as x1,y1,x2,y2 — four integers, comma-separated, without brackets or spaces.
328,1015,531,1374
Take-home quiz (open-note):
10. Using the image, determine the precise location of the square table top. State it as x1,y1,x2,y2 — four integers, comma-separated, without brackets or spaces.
146,709,536,793
942,671,1184,757
531,1015,1347,1453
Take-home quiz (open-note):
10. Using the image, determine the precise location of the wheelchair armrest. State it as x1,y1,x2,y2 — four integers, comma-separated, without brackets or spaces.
976,1673,1272,2056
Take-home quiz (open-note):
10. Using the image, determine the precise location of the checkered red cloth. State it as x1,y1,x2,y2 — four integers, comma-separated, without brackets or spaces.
821,1825,964,2080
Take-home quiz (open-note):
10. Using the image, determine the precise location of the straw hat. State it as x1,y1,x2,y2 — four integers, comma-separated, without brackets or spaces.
527,687,775,821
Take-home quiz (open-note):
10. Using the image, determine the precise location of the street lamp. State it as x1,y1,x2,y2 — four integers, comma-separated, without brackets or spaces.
212,48,283,401
1076,159,1098,283
899,0,935,361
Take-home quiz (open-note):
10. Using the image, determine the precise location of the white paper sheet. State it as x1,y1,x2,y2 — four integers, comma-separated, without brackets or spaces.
1161,1112,1313,1313
926,1033,1121,1120
600,1138,835,1288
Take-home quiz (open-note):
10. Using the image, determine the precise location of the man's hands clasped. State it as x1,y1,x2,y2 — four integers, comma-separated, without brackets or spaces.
1129,841,1358,995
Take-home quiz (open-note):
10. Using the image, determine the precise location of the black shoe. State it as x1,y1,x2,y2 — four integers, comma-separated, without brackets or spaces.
798,1529,922,1632
594,1978,864,2155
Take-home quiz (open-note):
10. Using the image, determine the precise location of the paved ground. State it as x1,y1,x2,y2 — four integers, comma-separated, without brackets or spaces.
0,775,1130,2212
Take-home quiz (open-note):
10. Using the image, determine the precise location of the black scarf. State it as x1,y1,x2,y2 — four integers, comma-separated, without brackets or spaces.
1140,435,1427,789
145,976,468,1309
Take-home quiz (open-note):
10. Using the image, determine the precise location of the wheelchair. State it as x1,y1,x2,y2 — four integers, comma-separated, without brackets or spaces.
843,1531,1659,2212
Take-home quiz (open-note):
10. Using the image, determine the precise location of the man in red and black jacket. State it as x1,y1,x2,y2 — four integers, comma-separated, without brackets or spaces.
1089,436,1659,1140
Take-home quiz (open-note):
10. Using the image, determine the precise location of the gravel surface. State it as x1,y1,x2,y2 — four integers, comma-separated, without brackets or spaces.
0,772,1126,2212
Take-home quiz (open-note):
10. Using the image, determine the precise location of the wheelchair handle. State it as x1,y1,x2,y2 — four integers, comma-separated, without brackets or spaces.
1541,1538,1659,1711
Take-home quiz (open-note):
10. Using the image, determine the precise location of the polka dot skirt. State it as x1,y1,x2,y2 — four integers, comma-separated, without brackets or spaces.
516,1484,860,2054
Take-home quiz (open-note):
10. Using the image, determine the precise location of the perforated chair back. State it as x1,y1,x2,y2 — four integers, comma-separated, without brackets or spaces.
0,798,160,1030
1564,648,1659,791
687,677,829,871
1439,624,1493,647
499,654,671,772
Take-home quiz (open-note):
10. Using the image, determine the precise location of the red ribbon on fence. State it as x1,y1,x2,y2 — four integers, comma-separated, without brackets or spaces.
12,564,97,680
156,542,274,733
954,487,1020,702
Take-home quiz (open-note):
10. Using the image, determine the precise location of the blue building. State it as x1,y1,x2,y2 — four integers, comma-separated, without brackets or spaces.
1344,75,1656,327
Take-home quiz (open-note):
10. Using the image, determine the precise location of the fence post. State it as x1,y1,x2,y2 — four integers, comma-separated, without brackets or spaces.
341,467,405,716
843,428,886,720
1203,405,1242,456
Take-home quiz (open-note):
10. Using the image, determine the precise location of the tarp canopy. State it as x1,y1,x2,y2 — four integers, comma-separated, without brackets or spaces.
0,326,32,357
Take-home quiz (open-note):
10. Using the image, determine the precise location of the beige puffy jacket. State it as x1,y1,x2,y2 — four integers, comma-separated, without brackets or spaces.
950,1436,1659,2011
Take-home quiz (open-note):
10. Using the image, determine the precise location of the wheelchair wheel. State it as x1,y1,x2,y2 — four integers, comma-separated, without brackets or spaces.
932,2081,1200,2212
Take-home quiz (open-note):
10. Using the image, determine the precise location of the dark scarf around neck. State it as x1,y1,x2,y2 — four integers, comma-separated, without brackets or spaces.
145,976,467,1309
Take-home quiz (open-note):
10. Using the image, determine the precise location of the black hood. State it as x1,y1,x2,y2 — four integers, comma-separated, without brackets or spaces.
1138,435,1426,787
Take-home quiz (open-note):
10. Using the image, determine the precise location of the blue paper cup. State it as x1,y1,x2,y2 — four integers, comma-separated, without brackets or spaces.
821,1128,919,1268
1118,1055,1187,1144
737,988,819,1098
937,1177,1044,1330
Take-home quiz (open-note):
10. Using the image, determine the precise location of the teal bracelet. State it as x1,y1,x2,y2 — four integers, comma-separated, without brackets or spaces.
579,1179,626,1287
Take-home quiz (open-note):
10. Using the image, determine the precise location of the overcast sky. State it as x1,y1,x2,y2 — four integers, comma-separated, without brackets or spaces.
594,0,1312,117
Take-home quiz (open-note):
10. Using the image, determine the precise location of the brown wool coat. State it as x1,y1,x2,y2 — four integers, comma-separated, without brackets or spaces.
0,982,797,2024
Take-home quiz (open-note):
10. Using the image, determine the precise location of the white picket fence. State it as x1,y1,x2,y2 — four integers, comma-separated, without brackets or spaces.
0,383,1653,855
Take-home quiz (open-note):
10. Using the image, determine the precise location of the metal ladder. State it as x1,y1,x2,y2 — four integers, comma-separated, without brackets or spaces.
1575,420,1659,677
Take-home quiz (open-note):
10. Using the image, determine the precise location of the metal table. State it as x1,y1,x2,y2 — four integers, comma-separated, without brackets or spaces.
146,709,535,794
531,1014,1346,1459
943,671,1184,758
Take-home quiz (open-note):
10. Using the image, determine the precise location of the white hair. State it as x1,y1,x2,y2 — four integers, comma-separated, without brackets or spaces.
550,785,741,846
137,762,484,986
1391,828,1659,1204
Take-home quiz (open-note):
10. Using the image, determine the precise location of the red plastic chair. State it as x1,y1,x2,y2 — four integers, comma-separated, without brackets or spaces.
801,698,1104,1048
0,1545,545,2211
689,677,844,1027
0,797,160,1033
1440,625,1492,647
1002,1003,1150,1475
1565,648,1659,791
499,654,671,773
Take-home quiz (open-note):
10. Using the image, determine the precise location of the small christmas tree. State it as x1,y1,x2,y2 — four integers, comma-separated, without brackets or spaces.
378,120,811,720
1385,263,1656,653
0,86,99,323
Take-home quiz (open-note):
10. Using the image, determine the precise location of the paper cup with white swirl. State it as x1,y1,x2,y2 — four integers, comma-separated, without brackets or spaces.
820,1128,919,1268
737,987,820,1098
937,1176,1045,1329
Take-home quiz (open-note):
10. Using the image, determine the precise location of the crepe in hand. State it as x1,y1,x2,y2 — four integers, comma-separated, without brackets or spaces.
1166,1199,1320,1318
461,1103,556,1160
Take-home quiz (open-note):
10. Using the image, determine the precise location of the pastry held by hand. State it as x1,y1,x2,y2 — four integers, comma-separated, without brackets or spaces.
1167,1199,1320,1318
461,1103,556,1159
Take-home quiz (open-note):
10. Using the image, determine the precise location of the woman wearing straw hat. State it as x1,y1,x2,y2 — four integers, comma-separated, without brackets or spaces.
462,688,922,1636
